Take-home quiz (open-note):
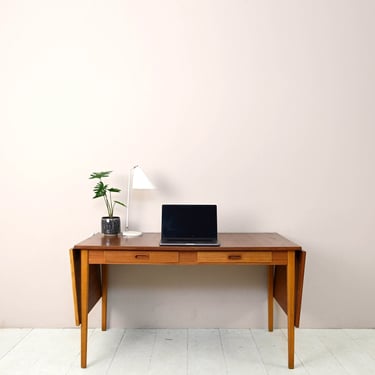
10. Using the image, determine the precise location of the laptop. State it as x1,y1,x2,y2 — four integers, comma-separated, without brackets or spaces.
160,204,220,246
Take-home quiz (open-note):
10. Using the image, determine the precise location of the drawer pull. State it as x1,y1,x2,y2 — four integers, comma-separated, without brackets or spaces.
228,255,242,260
135,254,149,260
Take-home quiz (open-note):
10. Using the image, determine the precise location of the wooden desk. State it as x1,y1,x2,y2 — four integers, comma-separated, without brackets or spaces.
70,232,306,369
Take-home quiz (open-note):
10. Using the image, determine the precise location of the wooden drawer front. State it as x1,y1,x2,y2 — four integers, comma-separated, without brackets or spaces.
105,251,179,264
197,251,272,264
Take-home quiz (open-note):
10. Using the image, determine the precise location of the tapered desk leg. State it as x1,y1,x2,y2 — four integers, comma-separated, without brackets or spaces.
287,251,296,369
267,265,274,332
101,264,108,331
81,250,89,368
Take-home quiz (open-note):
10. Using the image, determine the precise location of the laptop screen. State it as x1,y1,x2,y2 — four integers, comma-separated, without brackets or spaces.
161,204,218,241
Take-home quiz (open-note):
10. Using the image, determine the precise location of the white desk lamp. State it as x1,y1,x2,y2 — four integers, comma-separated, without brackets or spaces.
123,165,155,237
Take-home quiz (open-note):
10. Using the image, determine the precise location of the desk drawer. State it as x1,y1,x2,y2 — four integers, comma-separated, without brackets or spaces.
197,251,272,264
105,251,179,264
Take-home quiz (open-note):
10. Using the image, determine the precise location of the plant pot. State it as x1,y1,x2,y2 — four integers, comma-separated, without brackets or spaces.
101,216,121,235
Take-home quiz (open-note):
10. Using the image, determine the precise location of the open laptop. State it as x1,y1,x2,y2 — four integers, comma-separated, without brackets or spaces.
160,204,220,246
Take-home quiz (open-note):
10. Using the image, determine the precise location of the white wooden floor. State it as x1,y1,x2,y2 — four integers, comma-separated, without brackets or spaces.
0,329,375,375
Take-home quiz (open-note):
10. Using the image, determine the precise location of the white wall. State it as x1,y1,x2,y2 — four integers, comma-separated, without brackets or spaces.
1,0,374,328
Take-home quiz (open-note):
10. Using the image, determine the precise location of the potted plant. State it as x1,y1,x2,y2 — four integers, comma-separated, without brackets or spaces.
89,171,126,235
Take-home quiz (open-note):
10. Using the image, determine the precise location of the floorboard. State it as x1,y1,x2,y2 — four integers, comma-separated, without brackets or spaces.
220,329,266,375
187,329,226,375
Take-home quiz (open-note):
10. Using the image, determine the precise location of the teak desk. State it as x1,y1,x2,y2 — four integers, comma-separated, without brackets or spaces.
70,233,306,369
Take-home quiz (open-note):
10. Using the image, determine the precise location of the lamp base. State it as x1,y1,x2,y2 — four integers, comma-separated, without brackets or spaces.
123,230,143,237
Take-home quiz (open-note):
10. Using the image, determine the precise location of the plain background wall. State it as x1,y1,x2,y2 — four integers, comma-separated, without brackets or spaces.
1,0,374,328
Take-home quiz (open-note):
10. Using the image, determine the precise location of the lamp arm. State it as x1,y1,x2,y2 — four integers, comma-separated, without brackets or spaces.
125,167,133,231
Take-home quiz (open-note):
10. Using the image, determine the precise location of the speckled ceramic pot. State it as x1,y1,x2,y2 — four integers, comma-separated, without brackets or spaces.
101,216,121,235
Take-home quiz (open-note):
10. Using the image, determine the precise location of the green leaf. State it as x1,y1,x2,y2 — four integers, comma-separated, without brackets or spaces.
93,181,107,198
114,200,126,207
108,187,121,193
89,171,112,180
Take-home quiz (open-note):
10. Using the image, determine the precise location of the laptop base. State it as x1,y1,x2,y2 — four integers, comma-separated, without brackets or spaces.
160,240,220,247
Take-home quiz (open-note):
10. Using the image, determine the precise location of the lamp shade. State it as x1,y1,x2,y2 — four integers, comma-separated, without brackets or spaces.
132,166,155,190
123,165,155,237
